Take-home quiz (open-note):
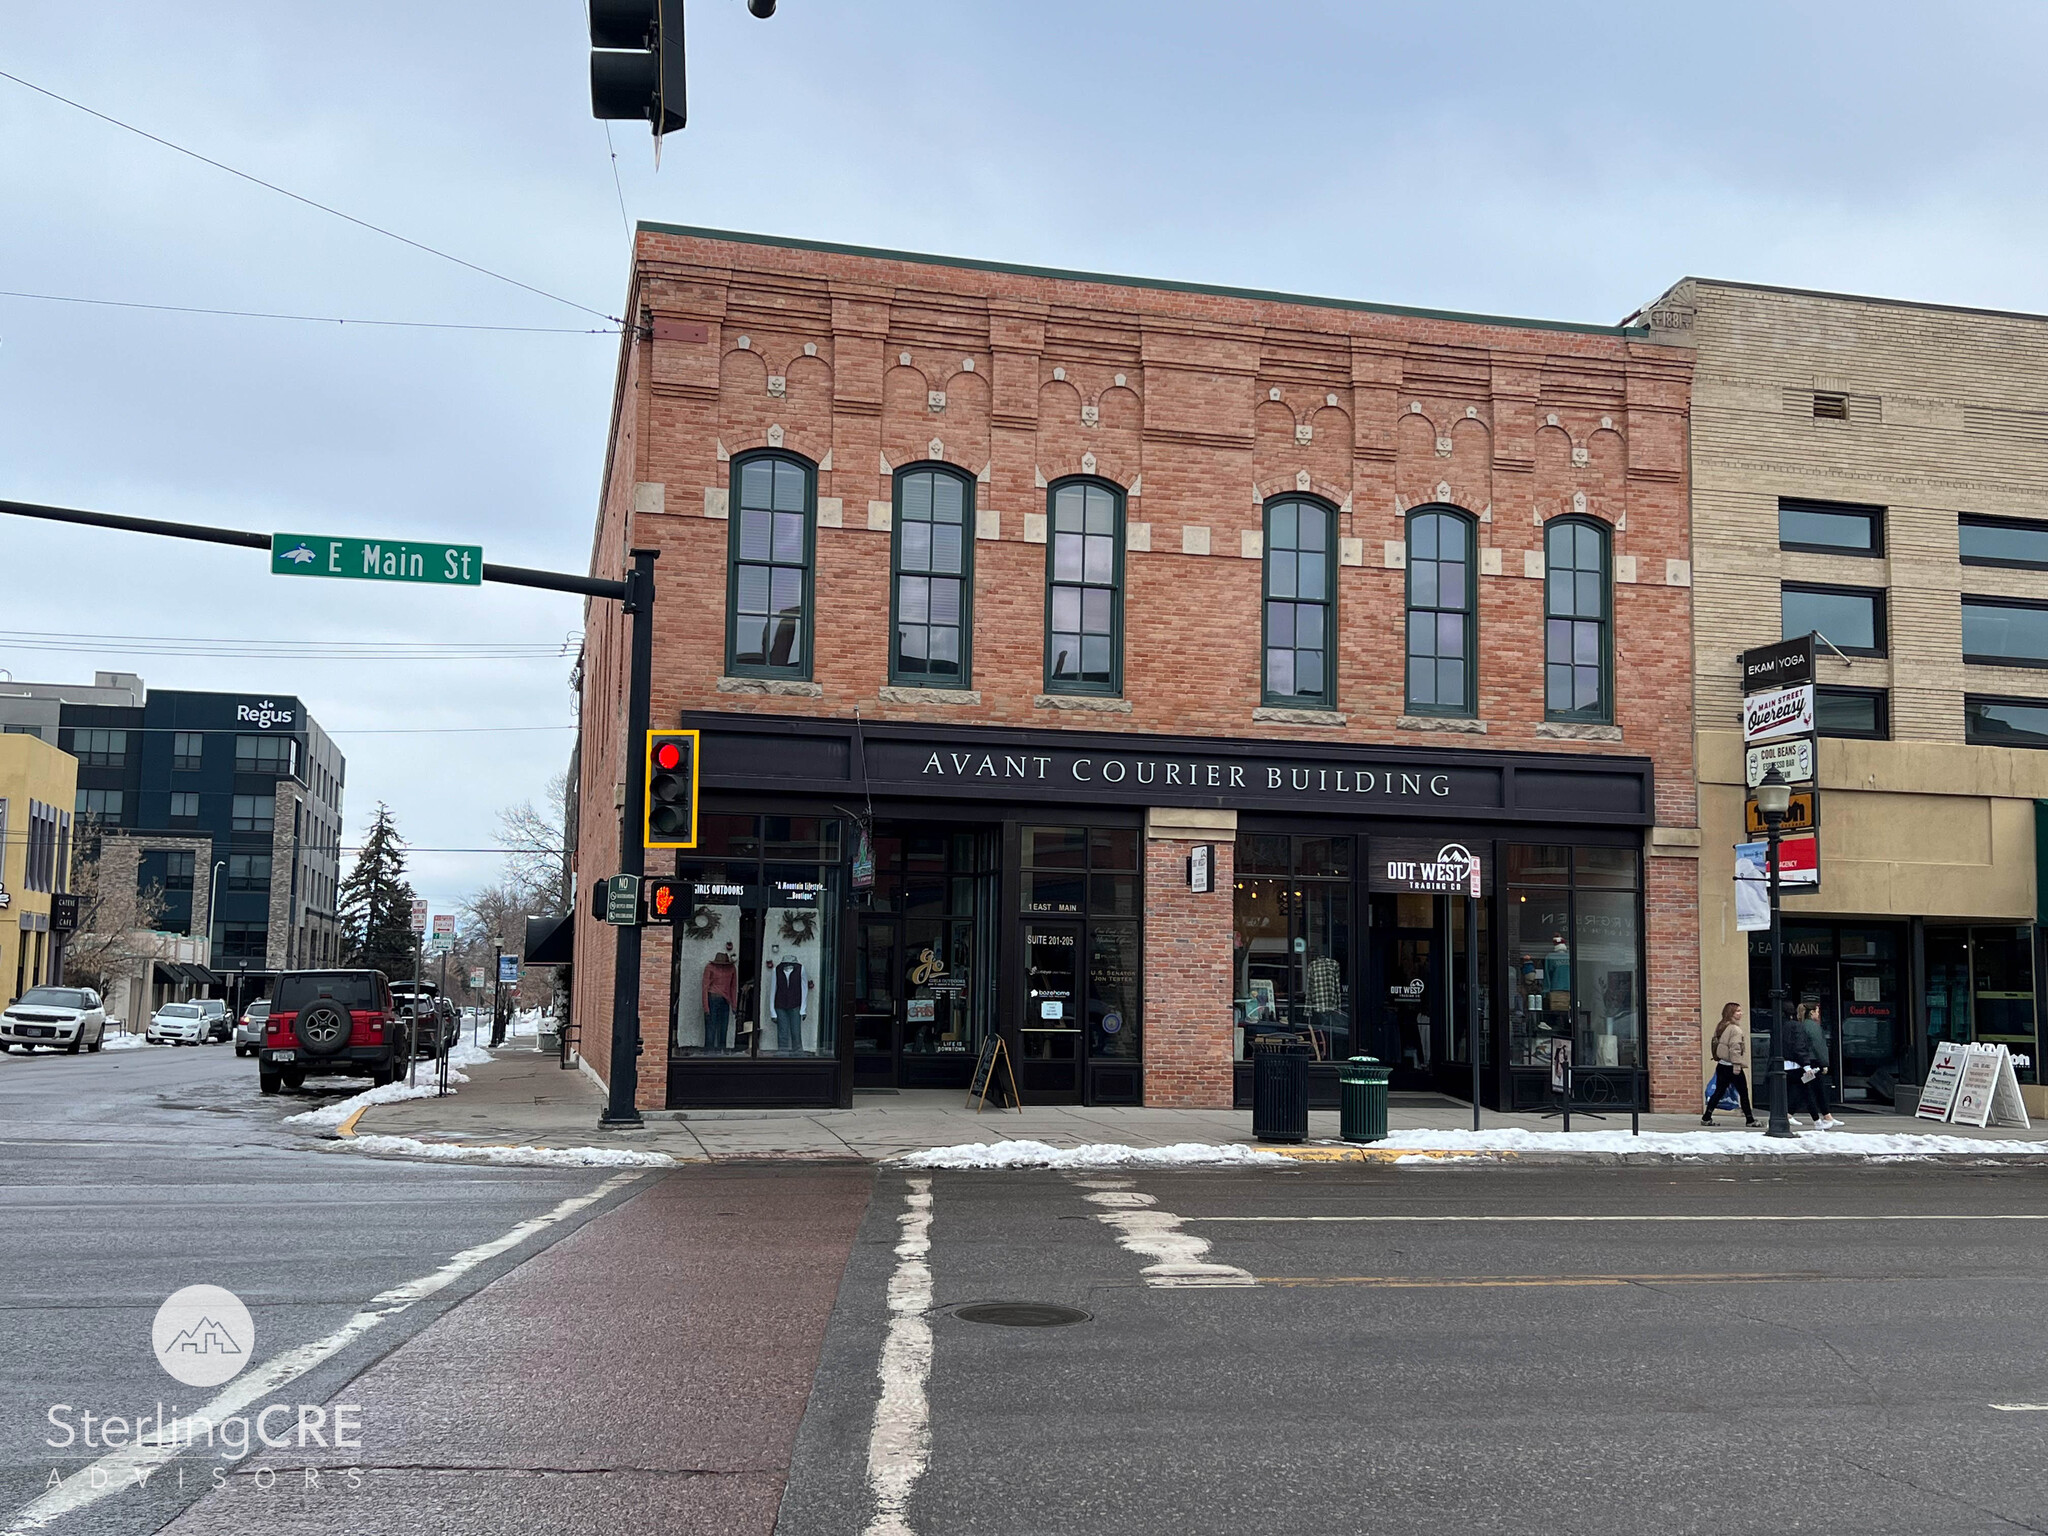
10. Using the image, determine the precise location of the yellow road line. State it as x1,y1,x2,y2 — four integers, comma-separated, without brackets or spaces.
1255,1271,1830,1289
1263,1146,1515,1163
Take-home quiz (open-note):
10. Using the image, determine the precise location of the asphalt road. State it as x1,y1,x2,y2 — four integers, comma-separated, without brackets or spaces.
0,1042,649,1536
18,1047,2048,1536
779,1161,2048,1536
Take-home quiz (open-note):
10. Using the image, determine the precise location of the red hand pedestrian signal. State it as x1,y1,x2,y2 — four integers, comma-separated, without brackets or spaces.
644,730,699,849
642,876,685,925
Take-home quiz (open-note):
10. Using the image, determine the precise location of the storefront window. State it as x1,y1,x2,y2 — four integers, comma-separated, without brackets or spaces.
1231,834,1354,1062
1748,922,1914,1104
1505,845,1641,1077
672,815,842,1059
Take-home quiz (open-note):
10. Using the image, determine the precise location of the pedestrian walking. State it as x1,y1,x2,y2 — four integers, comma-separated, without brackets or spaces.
1701,1001,1757,1127
1785,1001,1839,1129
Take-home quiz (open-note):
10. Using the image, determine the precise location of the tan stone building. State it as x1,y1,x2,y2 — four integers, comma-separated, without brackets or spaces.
1640,279,2048,1113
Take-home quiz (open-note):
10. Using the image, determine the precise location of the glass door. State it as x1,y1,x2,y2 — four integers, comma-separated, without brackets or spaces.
850,916,898,1088
1020,920,1083,1102
1371,892,1442,1091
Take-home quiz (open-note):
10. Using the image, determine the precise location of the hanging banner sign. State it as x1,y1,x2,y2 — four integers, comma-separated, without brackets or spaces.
1742,634,1816,694
1734,833,1820,888
1745,789,1819,837
1743,683,1815,744
1746,735,1815,789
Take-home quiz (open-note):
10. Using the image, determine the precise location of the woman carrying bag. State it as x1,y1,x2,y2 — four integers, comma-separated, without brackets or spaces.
1701,1001,1757,1128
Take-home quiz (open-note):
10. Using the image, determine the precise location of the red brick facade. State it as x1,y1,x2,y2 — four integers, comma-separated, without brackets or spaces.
573,227,1701,1114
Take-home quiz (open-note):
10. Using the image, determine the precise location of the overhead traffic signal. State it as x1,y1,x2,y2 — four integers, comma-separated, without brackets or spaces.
644,729,699,849
589,0,685,137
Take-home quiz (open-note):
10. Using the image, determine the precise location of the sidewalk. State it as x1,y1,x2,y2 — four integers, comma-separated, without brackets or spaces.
334,1049,2048,1162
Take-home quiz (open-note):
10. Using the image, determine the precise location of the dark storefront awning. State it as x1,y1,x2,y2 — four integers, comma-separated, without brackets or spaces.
524,912,574,967
151,962,218,989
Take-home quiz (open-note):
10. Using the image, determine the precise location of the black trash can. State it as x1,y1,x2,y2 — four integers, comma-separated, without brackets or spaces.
1251,1039,1312,1143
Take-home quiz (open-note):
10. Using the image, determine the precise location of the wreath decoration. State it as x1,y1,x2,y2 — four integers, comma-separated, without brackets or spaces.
682,905,721,941
779,908,818,945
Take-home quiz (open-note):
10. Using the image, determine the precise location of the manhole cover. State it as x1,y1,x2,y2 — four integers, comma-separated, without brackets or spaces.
952,1302,1091,1328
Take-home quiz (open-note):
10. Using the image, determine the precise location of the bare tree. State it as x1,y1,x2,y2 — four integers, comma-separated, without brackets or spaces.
494,771,570,916
63,818,168,1001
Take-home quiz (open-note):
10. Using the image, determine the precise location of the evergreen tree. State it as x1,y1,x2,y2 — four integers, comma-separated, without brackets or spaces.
338,802,417,977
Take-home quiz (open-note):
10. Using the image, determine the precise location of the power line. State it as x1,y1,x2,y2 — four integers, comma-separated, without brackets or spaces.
0,67,619,325
0,290,617,335
602,123,632,243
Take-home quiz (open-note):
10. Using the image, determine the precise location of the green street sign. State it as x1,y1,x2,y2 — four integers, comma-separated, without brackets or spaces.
270,532,483,586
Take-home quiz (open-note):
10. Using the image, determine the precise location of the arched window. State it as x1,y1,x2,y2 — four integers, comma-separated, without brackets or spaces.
725,451,815,678
1044,478,1124,695
1405,506,1476,714
1263,497,1336,707
891,465,975,686
1545,517,1611,721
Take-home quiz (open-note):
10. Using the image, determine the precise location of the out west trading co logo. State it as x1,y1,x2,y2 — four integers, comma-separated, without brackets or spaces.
1383,842,1478,894
235,700,294,731
152,1285,254,1389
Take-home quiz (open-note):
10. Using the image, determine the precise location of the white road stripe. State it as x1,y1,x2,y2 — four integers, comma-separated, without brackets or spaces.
1190,1213,2048,1223
2,1170,646,1536
1080,1182,1257,1288
1990,1404,2048,1412
862,1176,933,1536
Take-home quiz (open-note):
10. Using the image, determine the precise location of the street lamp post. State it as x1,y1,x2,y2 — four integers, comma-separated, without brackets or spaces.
206,859,227,967
1755,767,1795,1139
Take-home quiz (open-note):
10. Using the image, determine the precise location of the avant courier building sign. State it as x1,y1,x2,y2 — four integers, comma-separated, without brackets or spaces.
685,717,1656,827
916,748,1455,802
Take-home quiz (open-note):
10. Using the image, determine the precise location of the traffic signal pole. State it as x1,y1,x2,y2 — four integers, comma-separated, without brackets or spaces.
0,498,661,1131
601,548,659,1128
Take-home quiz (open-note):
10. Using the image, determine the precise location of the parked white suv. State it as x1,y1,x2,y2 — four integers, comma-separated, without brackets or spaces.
146,1002,208,1045
0,987,108,1054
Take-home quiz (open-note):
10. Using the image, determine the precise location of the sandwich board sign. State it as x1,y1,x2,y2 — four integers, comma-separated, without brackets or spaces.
1917,1042,2030,1128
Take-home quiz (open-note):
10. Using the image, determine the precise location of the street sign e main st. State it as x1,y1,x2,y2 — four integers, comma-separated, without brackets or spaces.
271,533,483,586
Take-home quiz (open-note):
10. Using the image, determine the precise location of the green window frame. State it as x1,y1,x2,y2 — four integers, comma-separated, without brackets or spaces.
1262,496,1337,707
724,450,817,679
889,464,975,686
1405,505,1476,716
1043,478,1124,696
1544,516,1613,723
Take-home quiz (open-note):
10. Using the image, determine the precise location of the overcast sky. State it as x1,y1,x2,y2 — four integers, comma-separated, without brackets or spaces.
4,1,2045,914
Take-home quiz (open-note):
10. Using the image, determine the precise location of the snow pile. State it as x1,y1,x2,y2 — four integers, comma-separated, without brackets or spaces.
447,1040,494,1069
343,1134,676,1168
896,1139,1288,1170
1372,1127,2048,1158
283,1070,471,1129
99,1033,152,1052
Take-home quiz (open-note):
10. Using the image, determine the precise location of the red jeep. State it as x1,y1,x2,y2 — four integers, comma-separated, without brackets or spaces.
260,969,406,1095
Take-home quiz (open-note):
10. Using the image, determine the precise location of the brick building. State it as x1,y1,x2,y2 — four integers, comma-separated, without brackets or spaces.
572,227,1700,1113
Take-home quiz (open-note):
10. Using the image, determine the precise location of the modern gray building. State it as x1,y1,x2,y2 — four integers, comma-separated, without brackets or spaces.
0,673,347,993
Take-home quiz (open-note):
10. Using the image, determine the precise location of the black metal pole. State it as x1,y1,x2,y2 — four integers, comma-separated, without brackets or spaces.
1466,890,1480,1132
600,548,659,1129
1764,817,1793,1137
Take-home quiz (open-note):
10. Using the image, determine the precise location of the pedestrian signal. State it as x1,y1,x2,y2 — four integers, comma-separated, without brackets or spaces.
643,876,686,925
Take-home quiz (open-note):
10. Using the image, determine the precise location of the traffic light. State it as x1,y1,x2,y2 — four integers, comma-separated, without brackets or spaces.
644,729,699,849
589,0,685,137
643,876,687,925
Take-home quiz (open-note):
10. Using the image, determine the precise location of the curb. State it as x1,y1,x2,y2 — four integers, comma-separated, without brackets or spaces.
1266,1146,1518,1163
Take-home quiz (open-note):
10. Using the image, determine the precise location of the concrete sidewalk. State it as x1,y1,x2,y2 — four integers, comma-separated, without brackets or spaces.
335,1049,2048,1160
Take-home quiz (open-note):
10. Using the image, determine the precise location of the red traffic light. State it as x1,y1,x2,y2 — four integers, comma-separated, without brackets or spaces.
652,884,675,918
655,740,683,771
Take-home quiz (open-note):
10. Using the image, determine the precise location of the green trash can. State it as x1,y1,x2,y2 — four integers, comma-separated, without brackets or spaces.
1338,1056,1390,1144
